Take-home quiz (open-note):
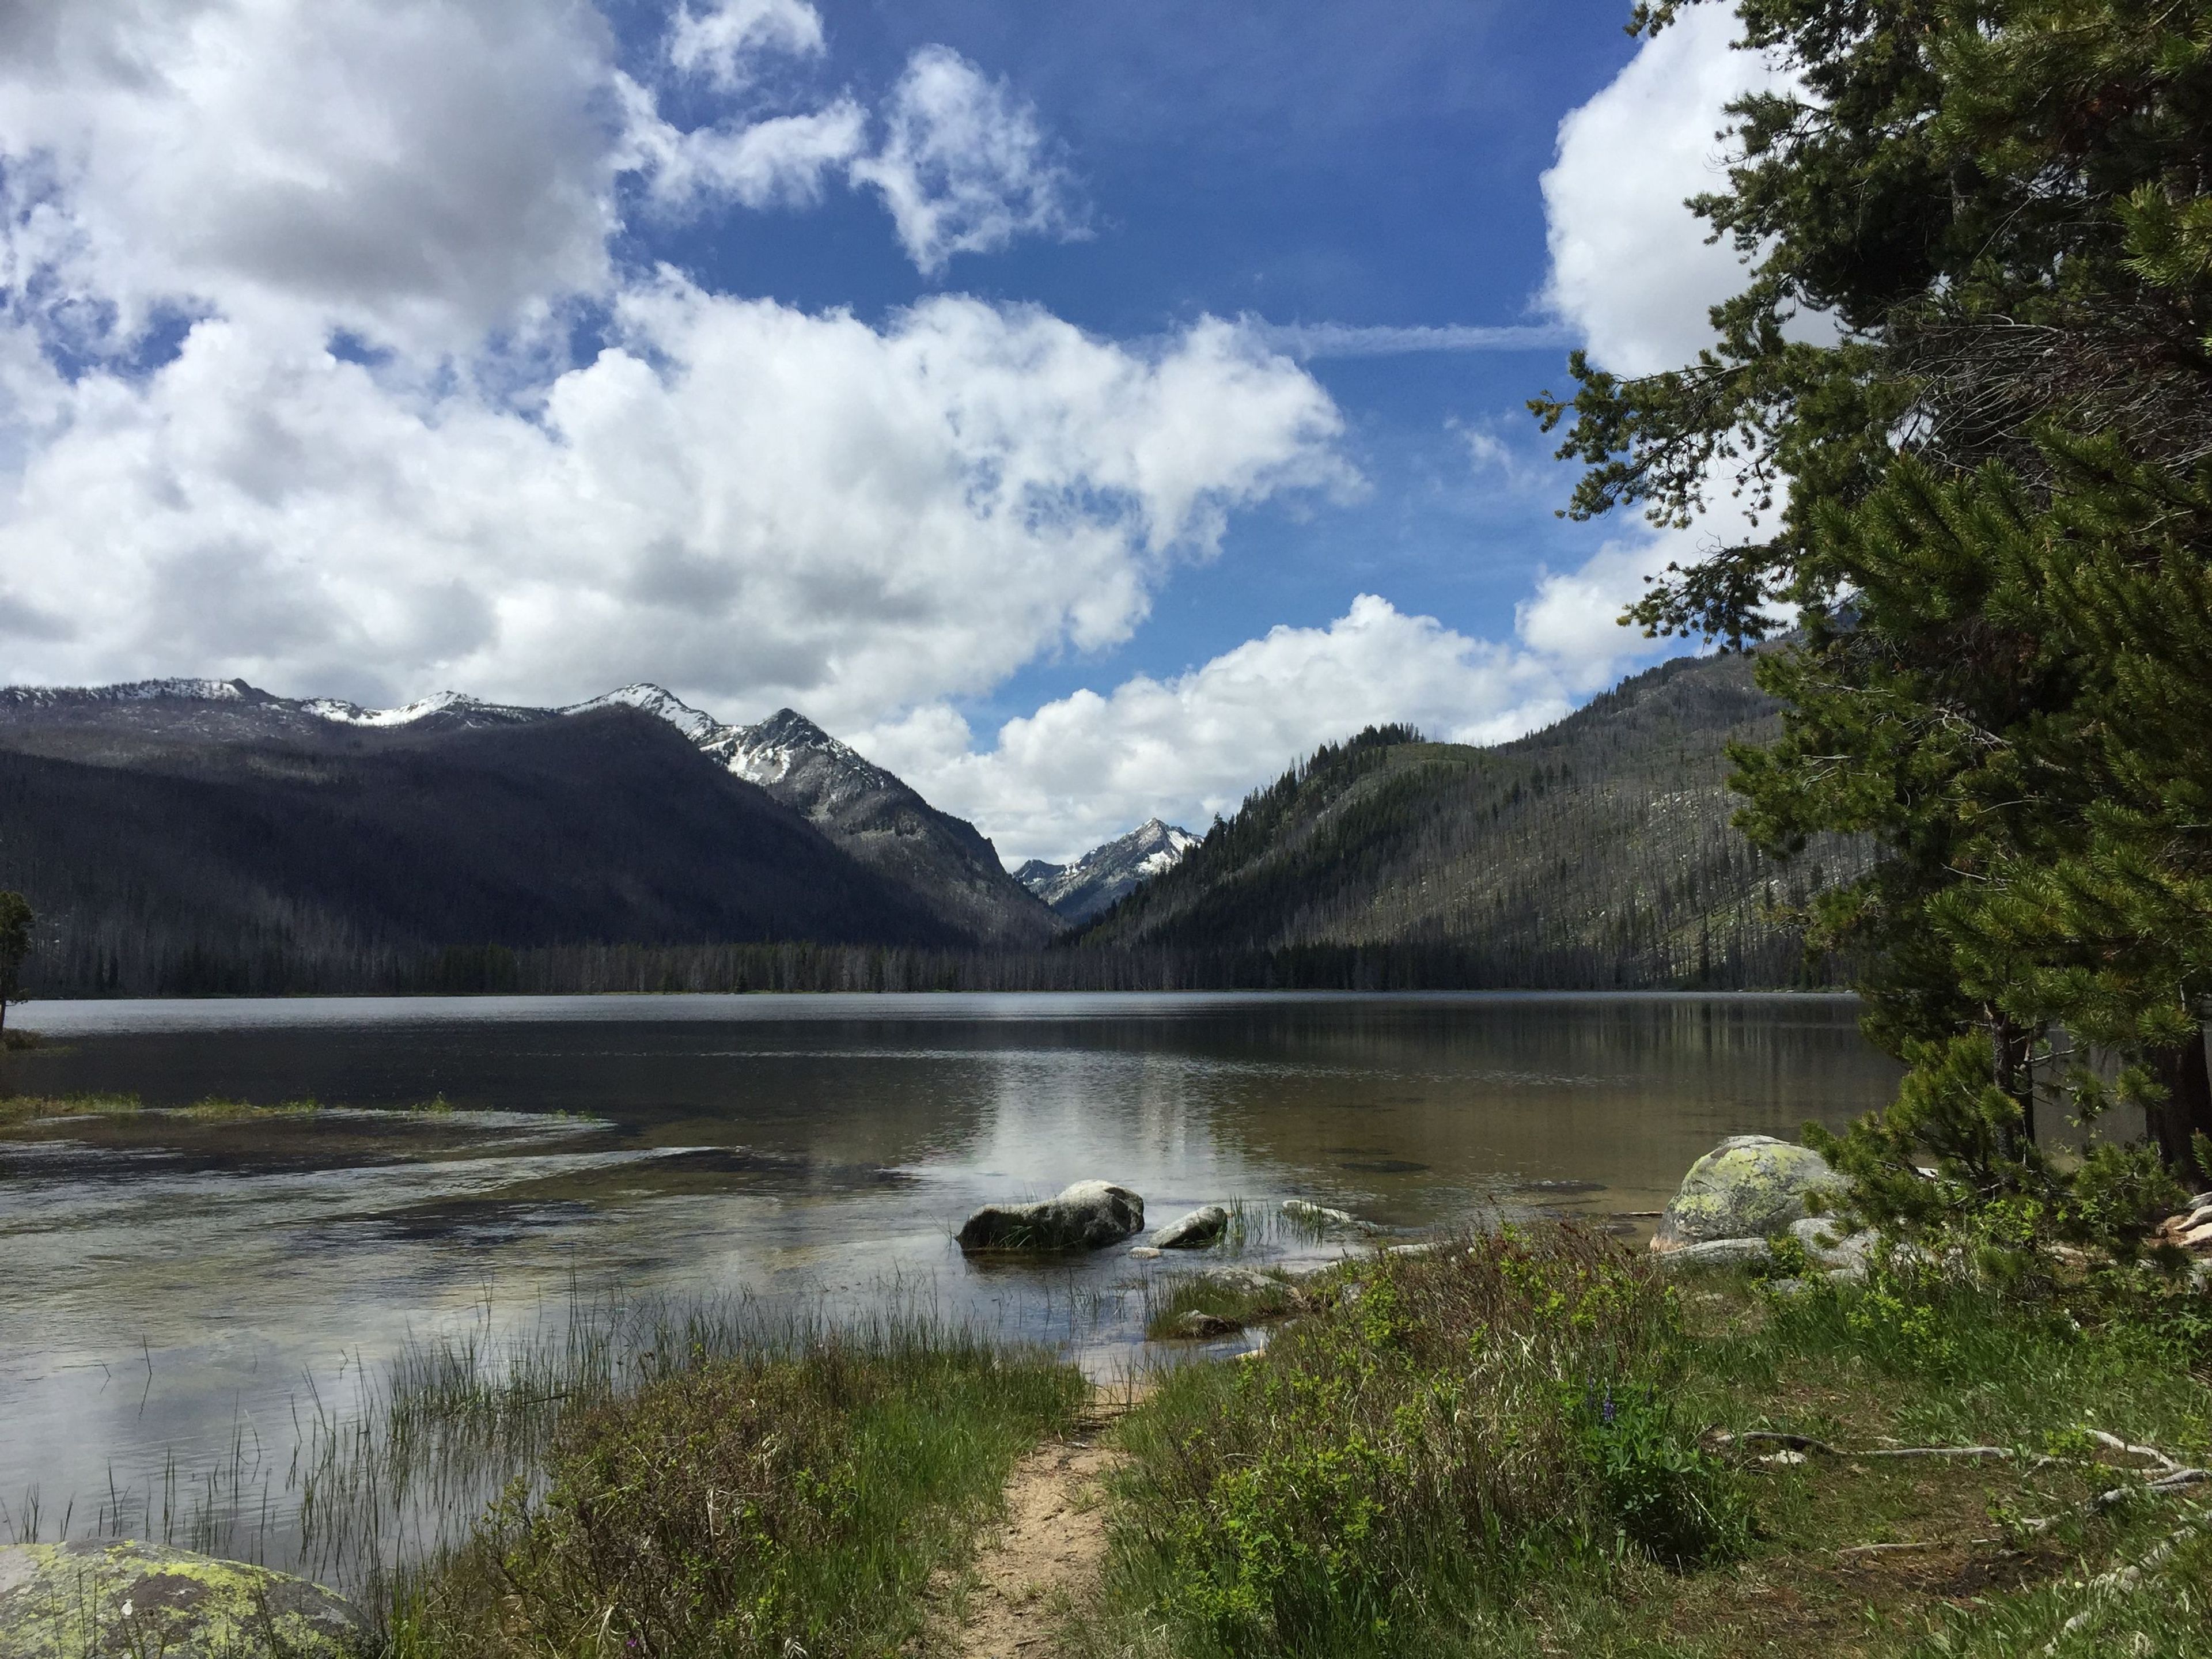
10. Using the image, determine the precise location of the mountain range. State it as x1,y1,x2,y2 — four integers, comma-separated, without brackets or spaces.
1016,819,1199,923
0,677,1056,993
0,650,1847,995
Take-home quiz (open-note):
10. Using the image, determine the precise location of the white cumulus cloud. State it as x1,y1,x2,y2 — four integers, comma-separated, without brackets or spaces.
858,582,1672,866
0,0,620,353
0,293,1349,723
850,47,1086,277
1540,6,1790,376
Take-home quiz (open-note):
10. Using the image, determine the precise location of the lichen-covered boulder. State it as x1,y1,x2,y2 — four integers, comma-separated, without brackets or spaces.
1150,1204,1228,1249
0,1540,367,1658
1650,1135,1838,1253
957,1180,1144,1251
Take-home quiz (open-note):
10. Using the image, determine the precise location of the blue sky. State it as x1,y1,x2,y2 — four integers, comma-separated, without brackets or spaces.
0,0,1765,859
623,1,1644,724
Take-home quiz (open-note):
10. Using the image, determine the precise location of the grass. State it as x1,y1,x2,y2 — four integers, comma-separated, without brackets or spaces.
0,1090,479,1130
0,1092,143,1127
1077,1226,2212,1659
178,1096,324,1121
387,1335,1084,1658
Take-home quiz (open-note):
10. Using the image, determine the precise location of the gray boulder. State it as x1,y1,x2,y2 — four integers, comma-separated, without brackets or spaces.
1789,1216,1877,1271
0,1540,366,1658
1651,1236,1775,1271
1151,1204,1228,1249
957,1180,1144,1251
1650,1135,1838,1253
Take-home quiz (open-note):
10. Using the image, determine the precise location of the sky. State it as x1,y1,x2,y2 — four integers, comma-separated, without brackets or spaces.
0,0,1781,863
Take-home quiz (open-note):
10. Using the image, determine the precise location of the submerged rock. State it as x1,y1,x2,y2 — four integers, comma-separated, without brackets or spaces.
0,1540,367,1658
1281,1198,1382,1235
1650,1135,1838,1253
1196,1265,1286,1297
957,1181,1145,1251
1173,1309,1243,1339
1150,1204,1229,1249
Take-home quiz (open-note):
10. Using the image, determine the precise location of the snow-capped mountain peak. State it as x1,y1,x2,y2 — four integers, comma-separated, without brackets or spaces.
1017,817,1199,923
564,683,729,746
707,709,881,797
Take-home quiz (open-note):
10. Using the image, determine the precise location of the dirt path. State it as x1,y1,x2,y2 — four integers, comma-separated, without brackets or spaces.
934,1390,1141,1658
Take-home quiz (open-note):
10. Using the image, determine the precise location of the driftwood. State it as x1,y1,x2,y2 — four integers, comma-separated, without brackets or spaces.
1712,1428,2211,1501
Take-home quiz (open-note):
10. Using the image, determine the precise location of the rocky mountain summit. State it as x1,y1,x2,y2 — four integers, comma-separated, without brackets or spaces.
1016,817,1199,923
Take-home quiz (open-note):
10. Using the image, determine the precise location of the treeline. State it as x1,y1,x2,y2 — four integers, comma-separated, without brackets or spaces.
17,925,1829,999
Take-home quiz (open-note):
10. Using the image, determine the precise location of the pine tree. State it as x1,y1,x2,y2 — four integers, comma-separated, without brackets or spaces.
0,891,32,1036
1534,0,2212,1211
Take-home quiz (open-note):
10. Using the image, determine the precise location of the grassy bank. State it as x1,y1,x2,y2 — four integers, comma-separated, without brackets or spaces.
1079,1226,2212,1658
376,1326,1084,1659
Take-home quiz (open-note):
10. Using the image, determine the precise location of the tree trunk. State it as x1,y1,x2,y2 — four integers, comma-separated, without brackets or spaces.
2145,1027,2212,1186
1992,1014,2035,1148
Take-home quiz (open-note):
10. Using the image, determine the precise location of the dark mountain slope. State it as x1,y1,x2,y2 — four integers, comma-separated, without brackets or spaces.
0,706,959,995
0,677,1060,955
706,709,1062,948
1079,652,1859,987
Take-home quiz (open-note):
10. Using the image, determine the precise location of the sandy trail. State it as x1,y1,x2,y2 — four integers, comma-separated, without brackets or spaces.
934,1388,1143,1658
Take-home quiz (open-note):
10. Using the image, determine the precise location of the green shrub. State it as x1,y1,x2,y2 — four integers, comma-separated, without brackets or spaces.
1102,1226,1742,1658
1571,1385,1751,1569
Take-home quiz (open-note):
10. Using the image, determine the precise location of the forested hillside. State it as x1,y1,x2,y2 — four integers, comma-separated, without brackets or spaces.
1080,652,1858,987
0,706,958,995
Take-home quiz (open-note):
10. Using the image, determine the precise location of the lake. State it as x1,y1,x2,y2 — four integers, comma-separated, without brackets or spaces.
0,990,1898,1593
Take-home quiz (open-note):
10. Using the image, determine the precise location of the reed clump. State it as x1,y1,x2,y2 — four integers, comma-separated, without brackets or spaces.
1101,1225,1744,1657
385,1332,1084,1659
0,1092,142,1127
180,1096,323,1121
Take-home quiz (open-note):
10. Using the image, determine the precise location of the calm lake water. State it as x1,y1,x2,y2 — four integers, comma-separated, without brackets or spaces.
0,990,1898,1592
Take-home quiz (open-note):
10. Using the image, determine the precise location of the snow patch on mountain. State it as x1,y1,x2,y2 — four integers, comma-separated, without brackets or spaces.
303,690,487,727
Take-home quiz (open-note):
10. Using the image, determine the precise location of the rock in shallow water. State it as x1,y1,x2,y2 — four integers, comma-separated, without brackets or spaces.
1650,1135,1838,1253
1150,1204,1228,1249
1281,1198,1382,1235
957,1180,1145,1251
1173,1309,1244,1339
0,1540,366,1658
